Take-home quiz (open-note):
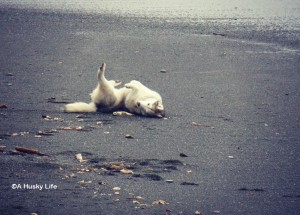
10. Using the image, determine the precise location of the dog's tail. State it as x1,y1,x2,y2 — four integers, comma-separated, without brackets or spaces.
64,102,97,112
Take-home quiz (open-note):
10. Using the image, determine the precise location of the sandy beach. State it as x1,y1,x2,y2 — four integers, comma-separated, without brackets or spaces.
0,3,300,215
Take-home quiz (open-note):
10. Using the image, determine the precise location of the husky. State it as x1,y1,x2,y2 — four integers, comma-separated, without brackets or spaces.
124,80,165,117
64,63,129,113
64,63,165,118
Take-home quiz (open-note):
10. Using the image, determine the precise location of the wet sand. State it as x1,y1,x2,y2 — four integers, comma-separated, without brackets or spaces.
0,7,300,215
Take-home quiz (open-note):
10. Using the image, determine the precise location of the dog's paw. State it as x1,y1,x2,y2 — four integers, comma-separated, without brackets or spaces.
99,63,106,71
111,80,122,87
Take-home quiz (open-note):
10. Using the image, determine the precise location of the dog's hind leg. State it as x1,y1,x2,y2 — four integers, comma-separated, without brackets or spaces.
97,63,107,85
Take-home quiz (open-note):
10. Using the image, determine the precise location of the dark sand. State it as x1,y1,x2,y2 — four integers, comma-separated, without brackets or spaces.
0,7,299,215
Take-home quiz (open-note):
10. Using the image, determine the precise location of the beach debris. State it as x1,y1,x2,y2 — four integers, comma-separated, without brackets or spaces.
120,169,134,174
125,134,134,139
70,167,97,173
166,209,172,214
75,114,93,120
141,174,163,181
75,114,84,118
10,131,30,137
228,155,234,159
162,159,184,165
42,115,63,121
34,135,43,138
63,173,76,179
192,122,203,126
213,210,221,214
0,104,8,109
195,211,201,215
110,164,125,170
152,199,168,205
76,114,90,121
58,126,84,131
75,153,88,162
15,146,49,156
132,200,140,204
186,170,192,174
180,152,188,157
134,195,144,200
160,69,167,73
96,161,137,173
191,121,202,126
0,145,7,151
37,129,58,136
213,32,226,36
76,153,83,162
128,195,147,208
47,97,69,104
180,182,199,186
238,187,265,192
113,187,121,191
113,111,133,116
191,121,210,127
78,180,92,184
9,150,23,155
89,125,100,129
98,181,106,185
165,179,174,183
5,73,14,76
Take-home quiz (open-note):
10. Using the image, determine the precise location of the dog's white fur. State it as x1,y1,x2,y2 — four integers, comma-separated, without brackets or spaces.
64,63,165,117
124,80,165,117
63,102,97,113
90,63,130,113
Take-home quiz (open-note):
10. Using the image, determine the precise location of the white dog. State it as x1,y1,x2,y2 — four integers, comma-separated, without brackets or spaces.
64,63,165,117
124,80,165,117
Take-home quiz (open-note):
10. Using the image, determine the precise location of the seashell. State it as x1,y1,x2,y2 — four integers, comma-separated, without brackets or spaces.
120,169,134,174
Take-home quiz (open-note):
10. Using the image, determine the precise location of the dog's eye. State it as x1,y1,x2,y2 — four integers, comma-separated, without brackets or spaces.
147,103,150,106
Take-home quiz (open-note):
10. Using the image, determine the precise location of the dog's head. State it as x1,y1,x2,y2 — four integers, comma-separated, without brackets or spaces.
137,99,165,118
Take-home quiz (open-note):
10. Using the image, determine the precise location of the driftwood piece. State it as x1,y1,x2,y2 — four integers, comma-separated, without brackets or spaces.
15,146,49,156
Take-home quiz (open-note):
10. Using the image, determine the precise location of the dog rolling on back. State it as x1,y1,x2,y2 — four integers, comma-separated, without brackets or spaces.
64,63,165,117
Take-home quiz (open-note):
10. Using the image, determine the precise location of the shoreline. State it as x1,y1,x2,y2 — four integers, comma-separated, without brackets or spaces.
1,6,299,51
